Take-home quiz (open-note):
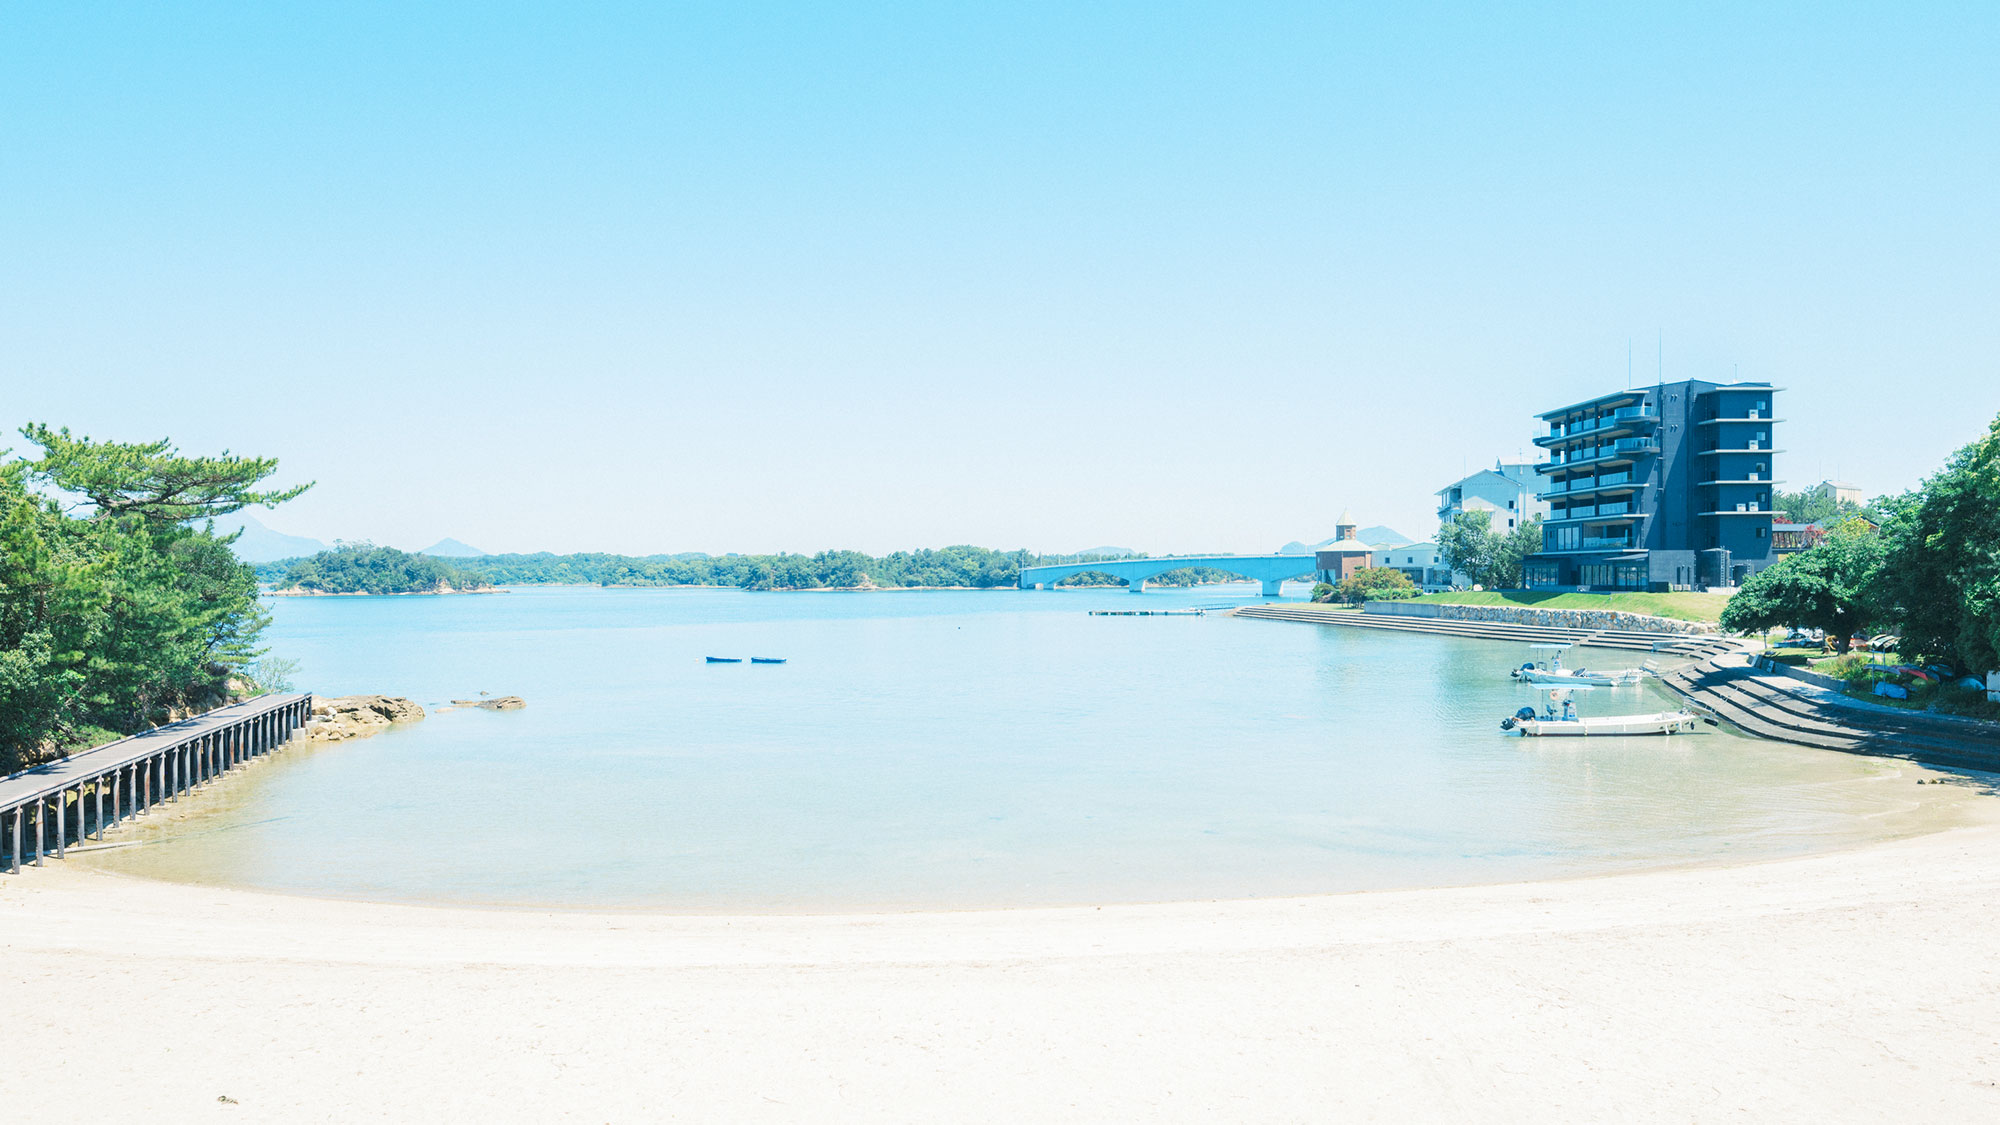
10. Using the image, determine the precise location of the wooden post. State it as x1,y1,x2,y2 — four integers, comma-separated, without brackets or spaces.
34,800,45,866
7,807,18,874
55,791,66,858
112,768,123,830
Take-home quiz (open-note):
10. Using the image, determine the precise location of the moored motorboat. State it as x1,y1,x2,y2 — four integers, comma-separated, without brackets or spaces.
750,657,786,664
1510,643,1646,686
1501,685,1699,737
706,656,743,663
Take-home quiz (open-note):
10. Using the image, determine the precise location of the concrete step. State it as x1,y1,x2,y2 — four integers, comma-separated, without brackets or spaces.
1659,658,2000,770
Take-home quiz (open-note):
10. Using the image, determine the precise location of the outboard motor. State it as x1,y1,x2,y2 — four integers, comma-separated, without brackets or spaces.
1511,661,1534,679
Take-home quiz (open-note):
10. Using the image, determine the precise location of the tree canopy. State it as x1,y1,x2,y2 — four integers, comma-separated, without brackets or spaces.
1333,566,1419,605
1772,486,1876,528
21,423,311,525
1718,519,1885,651
1437,511,1542,588
1,426,305,770
1873,415,2000,672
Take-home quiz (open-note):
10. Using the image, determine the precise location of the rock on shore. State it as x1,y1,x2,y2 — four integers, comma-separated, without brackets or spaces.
302,695,427,743
450,696,525,711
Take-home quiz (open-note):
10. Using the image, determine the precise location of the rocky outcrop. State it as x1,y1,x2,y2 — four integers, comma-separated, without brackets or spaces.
301,695,426,743
450,696,525,711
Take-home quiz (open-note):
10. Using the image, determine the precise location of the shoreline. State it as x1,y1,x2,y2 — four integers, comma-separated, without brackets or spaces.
7,810,2000,1118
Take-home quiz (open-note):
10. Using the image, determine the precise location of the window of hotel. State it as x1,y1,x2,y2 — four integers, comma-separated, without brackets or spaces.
1756,526,1768,539
1581,561,1648,589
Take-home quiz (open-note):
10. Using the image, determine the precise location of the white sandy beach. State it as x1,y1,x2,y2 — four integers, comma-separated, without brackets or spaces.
5,807,2000,1123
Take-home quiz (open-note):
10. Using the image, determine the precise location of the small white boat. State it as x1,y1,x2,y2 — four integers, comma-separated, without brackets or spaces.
1501,685,1700,737
1510,643,1645,687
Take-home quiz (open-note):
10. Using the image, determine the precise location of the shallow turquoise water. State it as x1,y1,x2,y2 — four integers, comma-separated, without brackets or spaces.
88,584,1955,909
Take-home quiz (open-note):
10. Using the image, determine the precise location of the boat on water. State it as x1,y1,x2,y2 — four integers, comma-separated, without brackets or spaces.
705,656,743,664
1509,643,1646,687
1501,684,1700,737
750,657,787,664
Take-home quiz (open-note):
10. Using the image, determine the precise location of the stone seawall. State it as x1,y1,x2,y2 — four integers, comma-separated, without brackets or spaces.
1362,600,1718,636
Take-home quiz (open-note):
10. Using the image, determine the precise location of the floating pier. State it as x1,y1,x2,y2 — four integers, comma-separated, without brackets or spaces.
0,693,312,874
1089,609,1206,616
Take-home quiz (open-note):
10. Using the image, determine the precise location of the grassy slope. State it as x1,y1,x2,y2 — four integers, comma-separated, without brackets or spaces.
1404,590,1733,623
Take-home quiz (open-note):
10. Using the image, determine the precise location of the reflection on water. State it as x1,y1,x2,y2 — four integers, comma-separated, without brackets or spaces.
83,584,1988,910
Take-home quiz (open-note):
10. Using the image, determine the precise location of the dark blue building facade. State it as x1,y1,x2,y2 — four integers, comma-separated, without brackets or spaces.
1523,380,1780,590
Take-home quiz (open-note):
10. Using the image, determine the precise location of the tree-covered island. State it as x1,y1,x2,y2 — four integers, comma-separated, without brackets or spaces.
254,548,1244,592
273,545,494,595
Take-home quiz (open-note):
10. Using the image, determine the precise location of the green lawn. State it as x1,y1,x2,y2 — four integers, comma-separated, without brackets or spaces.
1405,589,1734,623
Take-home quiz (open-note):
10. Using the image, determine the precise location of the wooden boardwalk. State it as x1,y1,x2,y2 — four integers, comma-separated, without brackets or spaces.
1,693,312,873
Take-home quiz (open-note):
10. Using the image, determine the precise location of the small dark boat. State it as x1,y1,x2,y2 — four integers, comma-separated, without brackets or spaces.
750,657,787,664
706,656,743,664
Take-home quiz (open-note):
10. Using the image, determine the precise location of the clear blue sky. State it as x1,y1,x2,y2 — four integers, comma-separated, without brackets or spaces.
3,3,1995,555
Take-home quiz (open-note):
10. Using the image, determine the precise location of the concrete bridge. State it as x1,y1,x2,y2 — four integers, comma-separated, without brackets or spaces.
1018,555,1317,596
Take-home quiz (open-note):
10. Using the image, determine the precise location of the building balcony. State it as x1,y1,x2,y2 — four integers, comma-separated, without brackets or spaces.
1536,391,1646,424
1539,475,1642,502
1698,447,1786,456
1537,538,1640,554
1697,416,1786,425
1534,407,1658,447
1546,439,1660,471
1699,476,1782,486
1700,507,1777,517
1547,506,1642,524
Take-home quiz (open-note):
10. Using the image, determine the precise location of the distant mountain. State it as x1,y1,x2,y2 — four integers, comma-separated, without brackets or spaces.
210,513,328,563
1069,546,1139,558
417,538,488,558
1277,526,1414,554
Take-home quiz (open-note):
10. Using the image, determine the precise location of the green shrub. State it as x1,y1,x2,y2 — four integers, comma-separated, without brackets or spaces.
1817,653,1872,681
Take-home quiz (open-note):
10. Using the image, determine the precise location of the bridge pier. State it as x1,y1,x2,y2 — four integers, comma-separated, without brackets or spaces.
1260,578,1284,597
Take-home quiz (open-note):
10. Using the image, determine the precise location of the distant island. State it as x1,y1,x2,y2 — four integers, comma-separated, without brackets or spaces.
254,546,1242,592
271,545,496,596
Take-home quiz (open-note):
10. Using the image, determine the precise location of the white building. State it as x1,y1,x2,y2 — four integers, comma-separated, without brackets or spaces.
1436,461,1547,534
1373,540,1451,591
1810,480,1864,507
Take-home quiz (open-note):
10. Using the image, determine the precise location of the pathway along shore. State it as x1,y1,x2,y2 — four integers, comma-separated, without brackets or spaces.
4,809,1999,1120
1235,602,2000,771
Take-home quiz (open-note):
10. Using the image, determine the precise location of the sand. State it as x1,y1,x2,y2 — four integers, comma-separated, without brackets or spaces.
5,811,2000,1122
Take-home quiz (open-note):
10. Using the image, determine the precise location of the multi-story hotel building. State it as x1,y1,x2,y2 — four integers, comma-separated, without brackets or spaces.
1523,380,1781,590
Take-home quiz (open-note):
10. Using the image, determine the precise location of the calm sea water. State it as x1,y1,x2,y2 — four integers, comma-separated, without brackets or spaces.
86,584,1966,910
